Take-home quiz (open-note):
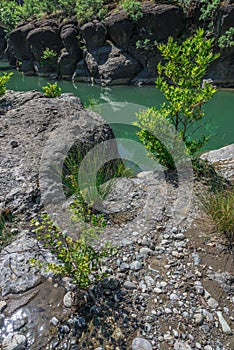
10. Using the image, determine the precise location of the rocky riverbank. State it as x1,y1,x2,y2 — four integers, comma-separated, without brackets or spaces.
0,91,233,349
0,1,234,86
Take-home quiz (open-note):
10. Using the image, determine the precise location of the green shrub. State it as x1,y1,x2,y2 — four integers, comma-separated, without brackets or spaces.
41,48,58,67
42,82,61,98
176,0,193,15
0,0,75,32
0,0,55,31
218,27,234,49
83,97,101,113
134,29,219,169
121,0,143,21
22,0,47,17
135,107,176,169
136,38,158,51
200,187,234,243
0,215,6,248
63,145,131,225
0,72,13,96
30,214,114,287
75,0,106,22
58,0,76,15
0,1,25,31
199,0,220,30
63,161,107,227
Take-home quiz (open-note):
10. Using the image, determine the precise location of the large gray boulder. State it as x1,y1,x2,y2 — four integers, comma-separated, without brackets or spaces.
215,4,234,35
128,47,163,83
59,24,82,78
20,59,35,75
81,21,107,49
58,48,80,78
208,4,234,87
0,91,119,215
84,43,141,85
73,58,92,82
26,27,61,74
26,27,60,55
138,2,185,41
105,10,134,48
8,23,35,61
60,24,80,54
200,144,234,182
206,49,234,87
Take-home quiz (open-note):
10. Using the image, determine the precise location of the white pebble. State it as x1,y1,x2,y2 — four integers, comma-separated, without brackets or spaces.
217,311,232,334
63,291,74,308
132,337,152,350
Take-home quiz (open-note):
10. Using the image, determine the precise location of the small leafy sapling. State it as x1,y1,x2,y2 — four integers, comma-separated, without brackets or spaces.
135,29,220,168
42,82,61,98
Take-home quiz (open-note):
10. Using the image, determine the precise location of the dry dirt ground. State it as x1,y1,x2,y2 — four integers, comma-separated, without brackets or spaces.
185,215,234,349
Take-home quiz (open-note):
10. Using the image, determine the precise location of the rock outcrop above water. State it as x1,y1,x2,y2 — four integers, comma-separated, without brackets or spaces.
200,144,234,183
3,1,234,86
83,43,141,85
0,90,118,217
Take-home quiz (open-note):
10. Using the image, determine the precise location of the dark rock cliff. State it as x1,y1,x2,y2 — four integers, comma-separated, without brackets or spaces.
2,1,234,86
0,25,6,59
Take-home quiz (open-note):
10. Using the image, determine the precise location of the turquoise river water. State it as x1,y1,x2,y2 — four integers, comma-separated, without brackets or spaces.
2,65,234,152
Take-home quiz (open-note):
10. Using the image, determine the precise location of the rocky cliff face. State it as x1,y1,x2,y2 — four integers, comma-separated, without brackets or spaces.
0,25,6,59
201,144,234,183
2,1,234,86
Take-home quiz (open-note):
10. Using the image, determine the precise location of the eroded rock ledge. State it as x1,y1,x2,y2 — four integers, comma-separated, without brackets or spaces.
201,144,234,183
1,1,234,86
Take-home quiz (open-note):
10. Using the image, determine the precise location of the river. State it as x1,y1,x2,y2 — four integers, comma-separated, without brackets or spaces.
2,65,234,152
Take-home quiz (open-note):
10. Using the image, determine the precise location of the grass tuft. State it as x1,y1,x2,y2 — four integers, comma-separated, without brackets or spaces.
200,186,234,244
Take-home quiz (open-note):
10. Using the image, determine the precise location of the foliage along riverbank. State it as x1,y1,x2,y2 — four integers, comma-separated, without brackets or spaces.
0,0,233,86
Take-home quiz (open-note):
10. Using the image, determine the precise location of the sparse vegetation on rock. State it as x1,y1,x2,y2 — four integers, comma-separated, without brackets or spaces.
200,186,234,244
30,213,114,287
0,72,13,96
42,81,61,97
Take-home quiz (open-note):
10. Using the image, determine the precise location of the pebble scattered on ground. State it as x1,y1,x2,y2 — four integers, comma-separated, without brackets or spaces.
0,92,233,349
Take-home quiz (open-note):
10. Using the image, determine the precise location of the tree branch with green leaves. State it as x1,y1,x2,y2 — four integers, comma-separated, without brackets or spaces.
135,29,220,169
